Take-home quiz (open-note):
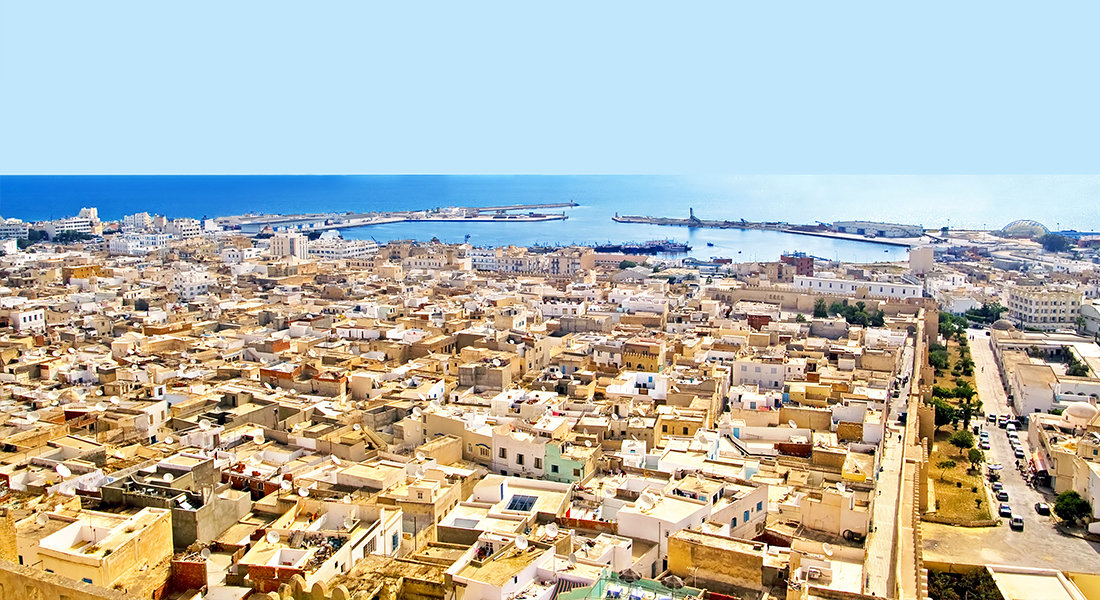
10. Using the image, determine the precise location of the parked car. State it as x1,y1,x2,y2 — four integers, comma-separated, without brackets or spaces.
1035,502,1051,516
1010,515,1025,530
981,440,991,450
991,482,1003,492
999,503,1012,517
996,490,1009,501
999,417,1009,429
1014,448,1027,460
987,414,997,423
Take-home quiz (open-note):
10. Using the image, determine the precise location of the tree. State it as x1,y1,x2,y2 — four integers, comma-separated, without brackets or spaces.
968,447,984,466
936,459,956,481
929,349,950,370
1038,233,1072,253
813,298,828,318
870,311,885,327
948,429,975,456
1054,490,1092,525
618,260,637,269
795,313,807,323
930,398,956,432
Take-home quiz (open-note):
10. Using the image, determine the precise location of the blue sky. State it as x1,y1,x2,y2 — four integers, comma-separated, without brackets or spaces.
1,2,1098,175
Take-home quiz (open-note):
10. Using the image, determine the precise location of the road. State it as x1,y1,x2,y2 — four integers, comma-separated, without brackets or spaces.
863,342,914,597
921,328,1100,571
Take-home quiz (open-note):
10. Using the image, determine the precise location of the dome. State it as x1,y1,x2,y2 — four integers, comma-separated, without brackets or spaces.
991,319,1015,331
1064,402,1097,424
1000,219,1049,238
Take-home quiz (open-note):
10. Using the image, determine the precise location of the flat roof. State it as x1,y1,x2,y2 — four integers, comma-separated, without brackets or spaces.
989,569,1079,600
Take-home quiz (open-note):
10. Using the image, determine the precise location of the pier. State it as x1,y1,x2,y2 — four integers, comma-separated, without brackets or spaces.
220,202,574,234
612,210,928,247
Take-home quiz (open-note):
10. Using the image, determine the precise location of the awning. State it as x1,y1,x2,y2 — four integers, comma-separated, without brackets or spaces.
1031,451,1049,473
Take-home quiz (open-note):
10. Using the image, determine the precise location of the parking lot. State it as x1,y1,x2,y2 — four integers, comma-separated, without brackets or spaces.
921,329,1100,570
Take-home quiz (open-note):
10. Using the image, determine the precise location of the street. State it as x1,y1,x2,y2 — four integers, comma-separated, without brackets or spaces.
921,328,1100,571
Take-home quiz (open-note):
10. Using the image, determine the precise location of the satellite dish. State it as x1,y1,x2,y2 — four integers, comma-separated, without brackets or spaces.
297,487,309,498
430,399,442,410
110,397,120,405
265,531,280,544
253,434,265,445
515,535,528,550
55,464,71,477
788,420,798,429
35,513,49,526
67,348,75,354
637,494,655,511
280,479,293,491
331,455,342,466
416,451,426,462
199,419,212,431
412,407,422,418
611,413,620,421
343,495,352,504
163,473,174,483
95,402,108,412
837,483,847,493
26,411,40,423
352,424,362,431
546,523,559,538
603,487,616,498
492,359,502,367
568,552,578,566
585,440,593,448
95,390,103,396
164,436,174,444
343,517,354,530
249,454,263,466
51,350,61,357
822,543,834,557
200,548,211,559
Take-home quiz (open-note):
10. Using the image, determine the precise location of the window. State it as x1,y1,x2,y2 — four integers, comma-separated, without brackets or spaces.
417,492,423,500
682,427,688,435
506,494,538,512
479,446,490,457
534,458,542,469
743,510,750,522
756,501,763,512
731,516,738,526
662,425,668,433
574,468,582,477
516,454,524,466
551,465,559,473
392,532,399,551
499,448,507,459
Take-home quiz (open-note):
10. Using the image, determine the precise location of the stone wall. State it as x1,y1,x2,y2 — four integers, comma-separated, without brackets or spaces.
0,559,139,600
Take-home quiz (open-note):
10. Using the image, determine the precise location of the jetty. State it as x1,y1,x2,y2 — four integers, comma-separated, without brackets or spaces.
220,202,574,234
612,209,928,247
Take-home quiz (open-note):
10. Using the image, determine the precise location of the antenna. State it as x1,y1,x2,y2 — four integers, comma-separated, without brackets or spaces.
822,543,834,557
515,535,528,550
265,531,280,544
55,464,71,477
546,523,559,538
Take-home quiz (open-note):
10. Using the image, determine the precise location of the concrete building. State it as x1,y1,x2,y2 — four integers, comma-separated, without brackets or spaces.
270,231,308,260
0,217,29,239
165,217,202,239
909,245,934,274
831,220,923,238
794,275,922,299
121,212,153,230
1006,284,1084,330
108,232,173,255
43,216,95,240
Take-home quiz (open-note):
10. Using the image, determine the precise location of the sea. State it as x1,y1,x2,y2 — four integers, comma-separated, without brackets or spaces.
2,175,1098,264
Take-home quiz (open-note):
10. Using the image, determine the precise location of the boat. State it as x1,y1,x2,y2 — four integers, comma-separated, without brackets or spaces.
594,240,691,254
706,242,714,247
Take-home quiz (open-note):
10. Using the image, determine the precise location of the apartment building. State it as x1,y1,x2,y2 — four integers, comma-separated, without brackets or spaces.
1006,284,1084,330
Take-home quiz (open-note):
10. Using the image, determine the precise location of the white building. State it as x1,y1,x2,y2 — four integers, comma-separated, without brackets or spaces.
1006,284,1084,331
831,220,923,238
220,246,262,264
121,212,153,230
308,238,378,259
0,239,17,255
793,275,922,299
0,218,29,239
43,216,95,240
165,218,202,239
109,233,173,255
10,308,46,334
172,270,212,300
270,232,308,260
